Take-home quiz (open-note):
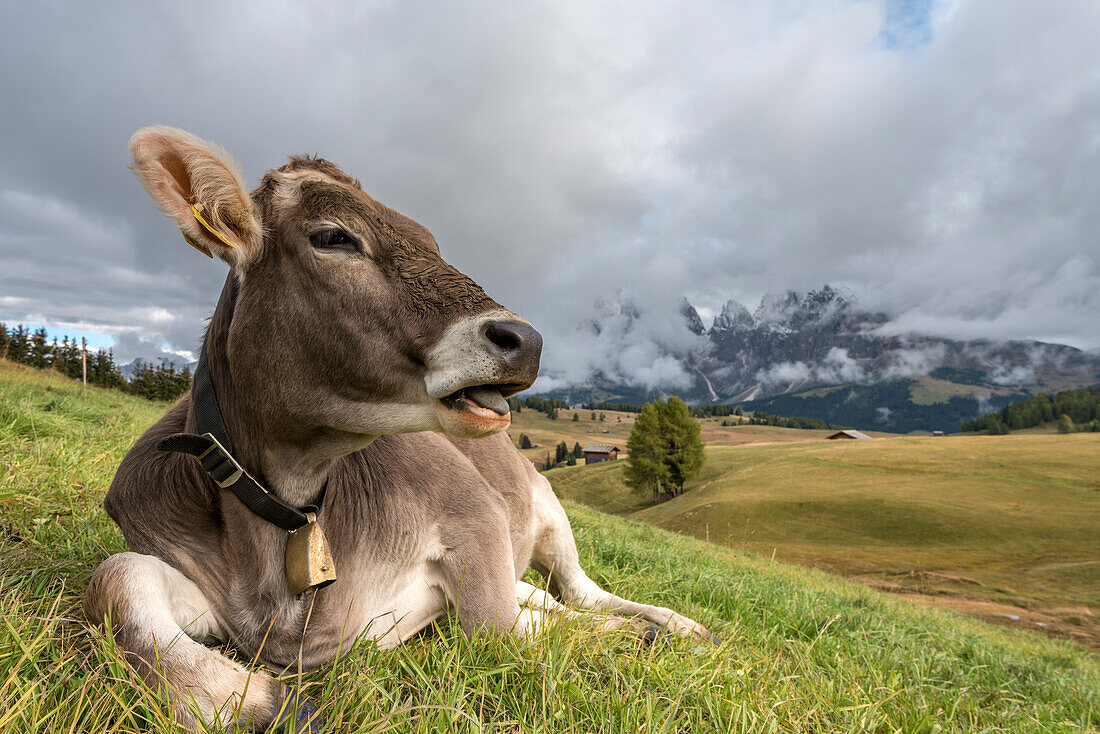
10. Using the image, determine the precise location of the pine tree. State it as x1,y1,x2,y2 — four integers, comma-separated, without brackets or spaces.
7,325,29,364
520,433,532,449
572,412,579,422
56,336,79,378
572,442,583,459
27,327,49,369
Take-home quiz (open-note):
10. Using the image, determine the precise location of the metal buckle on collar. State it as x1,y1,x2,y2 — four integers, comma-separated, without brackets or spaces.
197,433,244,488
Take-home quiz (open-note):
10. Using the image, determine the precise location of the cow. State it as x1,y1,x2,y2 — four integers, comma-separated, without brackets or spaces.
84,127,716,732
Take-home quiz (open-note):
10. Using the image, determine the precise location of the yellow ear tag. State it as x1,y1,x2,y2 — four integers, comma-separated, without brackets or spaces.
188,203,238,251
181,232,214,258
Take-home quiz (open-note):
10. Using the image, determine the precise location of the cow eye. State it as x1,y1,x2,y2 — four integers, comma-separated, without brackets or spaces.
309,228,359,253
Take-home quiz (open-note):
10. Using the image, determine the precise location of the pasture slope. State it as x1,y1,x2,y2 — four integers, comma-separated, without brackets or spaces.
504,407,892,466
1,359,1098,733
547,432,1100,649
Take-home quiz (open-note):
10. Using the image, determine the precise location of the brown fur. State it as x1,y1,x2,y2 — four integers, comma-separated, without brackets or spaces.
87,128,713,731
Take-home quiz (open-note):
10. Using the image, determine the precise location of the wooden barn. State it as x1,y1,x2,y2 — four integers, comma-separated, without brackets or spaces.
583,444,620,464
825,429,871,440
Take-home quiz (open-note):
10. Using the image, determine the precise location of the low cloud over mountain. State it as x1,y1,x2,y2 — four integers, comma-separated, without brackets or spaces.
534,286,1100,431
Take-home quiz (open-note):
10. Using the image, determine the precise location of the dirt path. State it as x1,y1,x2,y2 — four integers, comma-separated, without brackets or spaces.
868,584,1100,651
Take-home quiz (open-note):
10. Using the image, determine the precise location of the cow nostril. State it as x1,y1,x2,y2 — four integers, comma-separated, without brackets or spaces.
484,323,522,353
480,319,542,381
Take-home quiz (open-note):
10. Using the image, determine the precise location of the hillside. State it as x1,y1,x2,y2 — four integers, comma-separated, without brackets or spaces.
504,407,890,466
548,433,1100,649
736,376,1031,434
961,385,1100,434
505,407,638,465
2,360,1099,732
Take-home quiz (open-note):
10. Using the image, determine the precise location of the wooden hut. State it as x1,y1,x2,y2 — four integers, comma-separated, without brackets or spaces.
583,445,620,464
825,429,871,440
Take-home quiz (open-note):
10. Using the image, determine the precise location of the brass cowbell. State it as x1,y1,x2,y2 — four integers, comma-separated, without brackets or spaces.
285,513,337,596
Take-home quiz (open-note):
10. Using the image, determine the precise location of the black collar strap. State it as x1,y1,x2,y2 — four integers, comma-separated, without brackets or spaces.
156,343,325,532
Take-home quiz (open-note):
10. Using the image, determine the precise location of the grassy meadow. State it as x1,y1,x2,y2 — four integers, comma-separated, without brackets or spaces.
547,432,1100,649
2,358,1099,732
505,407,638,464
504,407,890,466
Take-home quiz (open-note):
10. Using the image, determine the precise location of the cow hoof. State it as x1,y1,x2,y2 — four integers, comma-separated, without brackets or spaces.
267,686,323,733
642,623,671,645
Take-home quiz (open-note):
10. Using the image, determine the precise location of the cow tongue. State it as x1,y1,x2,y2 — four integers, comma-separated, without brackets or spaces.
465,386,509,416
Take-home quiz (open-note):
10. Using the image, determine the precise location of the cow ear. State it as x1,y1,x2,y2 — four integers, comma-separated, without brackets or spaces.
129,126,261,268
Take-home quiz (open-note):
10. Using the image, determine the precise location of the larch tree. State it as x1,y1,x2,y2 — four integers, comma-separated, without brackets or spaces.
625,402,669,502
662,396,705,496
625,397,706,503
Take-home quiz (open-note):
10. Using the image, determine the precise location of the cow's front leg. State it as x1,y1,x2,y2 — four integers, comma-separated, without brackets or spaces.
528,475,720,644
85,552,321,732
438,522,525,637
515,580,664,640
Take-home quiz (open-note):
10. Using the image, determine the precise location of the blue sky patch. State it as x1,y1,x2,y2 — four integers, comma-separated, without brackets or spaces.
880,0,934,49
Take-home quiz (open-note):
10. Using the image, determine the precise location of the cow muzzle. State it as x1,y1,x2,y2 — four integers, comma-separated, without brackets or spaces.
425,311,543,436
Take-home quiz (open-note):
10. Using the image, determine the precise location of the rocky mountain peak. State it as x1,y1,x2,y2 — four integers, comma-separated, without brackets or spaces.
753,290,802,325
679,298,705,335
710,299,755,333
751,285,858,330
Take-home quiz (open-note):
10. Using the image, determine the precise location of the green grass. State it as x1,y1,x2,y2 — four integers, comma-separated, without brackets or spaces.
506,407,885,468
506,407,638,465
907,375,1015,406
548,433,1100,639
2,359,1099,732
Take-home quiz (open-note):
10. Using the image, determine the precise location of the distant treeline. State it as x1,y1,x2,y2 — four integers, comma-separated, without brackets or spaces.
0,323,193,402
538,393,837,430
959,386,1100,434
578,399,838,429
582,401,642,414
124,361,194,402
743,411,839,430
691,404,743,418
506,396,570,417
581,401,746,418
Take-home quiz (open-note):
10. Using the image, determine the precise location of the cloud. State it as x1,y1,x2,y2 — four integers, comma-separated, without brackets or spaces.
0,0,1097,373
755,347,868,388
755,360,815,387
531,291,710,392
881,343,947,379
989,365,1034,385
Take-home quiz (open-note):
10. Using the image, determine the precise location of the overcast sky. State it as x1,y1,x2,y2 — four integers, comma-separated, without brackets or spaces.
1,0,1098,376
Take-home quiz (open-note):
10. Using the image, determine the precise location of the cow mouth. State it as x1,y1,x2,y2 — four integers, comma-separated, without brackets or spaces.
439,385,514,419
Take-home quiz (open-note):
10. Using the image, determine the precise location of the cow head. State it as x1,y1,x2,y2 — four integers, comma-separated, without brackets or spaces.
129,127,540,449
